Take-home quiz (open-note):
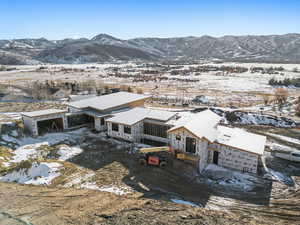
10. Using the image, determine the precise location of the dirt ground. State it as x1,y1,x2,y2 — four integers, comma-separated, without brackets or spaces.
0,182,271,225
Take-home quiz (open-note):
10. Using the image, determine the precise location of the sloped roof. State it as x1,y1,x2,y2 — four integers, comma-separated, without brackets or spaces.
21,109,67,118
168,110,222,142
106,107,177,126
68,92,150,111
216,126,266,155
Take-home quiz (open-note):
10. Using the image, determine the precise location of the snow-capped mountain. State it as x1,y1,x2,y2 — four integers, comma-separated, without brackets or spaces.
1,33,300,64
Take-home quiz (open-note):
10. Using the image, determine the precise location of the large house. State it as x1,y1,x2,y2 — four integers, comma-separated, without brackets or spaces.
22,92,266,174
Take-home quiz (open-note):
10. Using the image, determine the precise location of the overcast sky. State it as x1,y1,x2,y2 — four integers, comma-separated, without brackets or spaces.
0,0,299,40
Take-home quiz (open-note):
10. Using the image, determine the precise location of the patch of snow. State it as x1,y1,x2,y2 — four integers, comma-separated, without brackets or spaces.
98,185,131,195
57,145,83,160
1,134,18,143
266,133,300,145
270,143,298,152
4,128,89,164
0,112,22,120
9,142,48,163
264,169,294,186
206,196,236,211
202,164,261,192
171,199,200,207
233,112,296,128
0,162,61,185
63,172,95,188
80,182,131,195
204,164,228,172
10,130,18,137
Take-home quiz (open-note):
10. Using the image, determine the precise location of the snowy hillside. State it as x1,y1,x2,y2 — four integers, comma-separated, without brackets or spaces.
1,33,300,64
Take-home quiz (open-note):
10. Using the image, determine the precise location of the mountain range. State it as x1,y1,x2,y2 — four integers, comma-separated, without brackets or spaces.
1,33,300,65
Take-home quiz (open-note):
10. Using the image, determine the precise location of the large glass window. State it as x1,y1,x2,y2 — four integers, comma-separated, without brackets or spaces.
186,137,196,154
67,114,94,128
143,122,169,138
100,117,105,126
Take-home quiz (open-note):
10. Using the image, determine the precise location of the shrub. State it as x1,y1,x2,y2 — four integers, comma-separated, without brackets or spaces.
296,103,300,117
16,160,33,170
274,88,289,107
269,77,300,87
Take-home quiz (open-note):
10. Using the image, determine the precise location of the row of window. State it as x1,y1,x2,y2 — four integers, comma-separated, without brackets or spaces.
111,122,170,138
111,123,131,134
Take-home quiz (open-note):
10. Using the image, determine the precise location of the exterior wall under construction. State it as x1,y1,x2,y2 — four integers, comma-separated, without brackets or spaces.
23,112,67,136
169,128,209,172
107,121,142,142
107,119,171,145
208,143,259,173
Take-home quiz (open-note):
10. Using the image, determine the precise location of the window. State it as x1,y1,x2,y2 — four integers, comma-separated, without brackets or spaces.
176,135,181,141
243,167,250,173
112,123,119,132
186,137,196,154
100,118,105,126
124,125,131,134
143,122,169,138
67,114,94,128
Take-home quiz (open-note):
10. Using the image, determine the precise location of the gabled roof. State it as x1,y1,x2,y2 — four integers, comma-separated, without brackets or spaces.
168,110,222,142
21,109,67,118
106,107,177,126
216,126,266,155
67,92,150,111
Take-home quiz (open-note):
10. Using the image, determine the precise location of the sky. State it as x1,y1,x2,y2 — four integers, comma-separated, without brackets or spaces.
0,0,299,40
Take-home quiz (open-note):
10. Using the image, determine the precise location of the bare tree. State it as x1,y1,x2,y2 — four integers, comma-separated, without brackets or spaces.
274,88,289,106
136,88,144,94
262,94,270,106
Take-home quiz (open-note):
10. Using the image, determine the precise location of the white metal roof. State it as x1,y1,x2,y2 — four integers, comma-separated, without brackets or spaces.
21,109,67,118
69,94,97,102
216,126,266,155
168,110,222,142
106,107,177,126
68,92,150,111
